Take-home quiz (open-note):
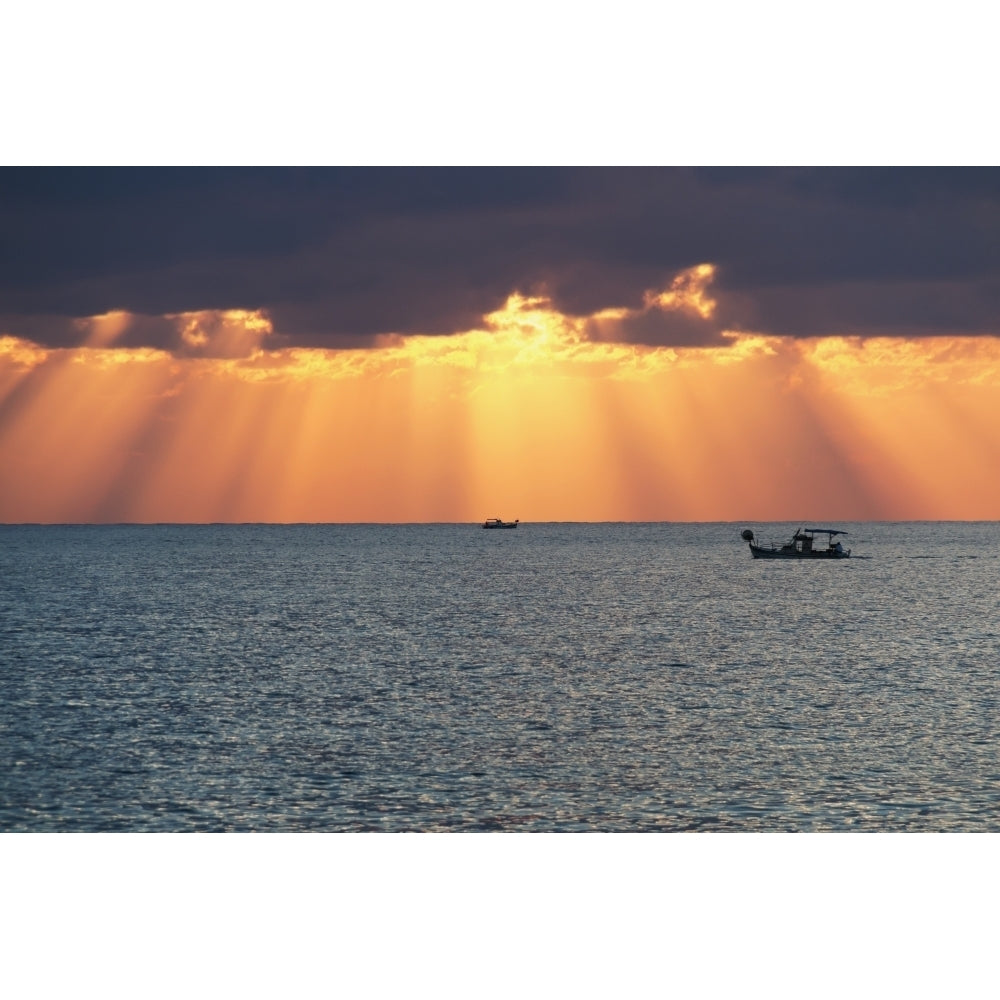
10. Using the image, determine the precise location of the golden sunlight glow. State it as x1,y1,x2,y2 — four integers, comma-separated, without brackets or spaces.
643,263,717,318
3,285,1000,522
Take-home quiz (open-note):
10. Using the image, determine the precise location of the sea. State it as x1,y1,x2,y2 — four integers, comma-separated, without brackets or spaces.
2,521,999,832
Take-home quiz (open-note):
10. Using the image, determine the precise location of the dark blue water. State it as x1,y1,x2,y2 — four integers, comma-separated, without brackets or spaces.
2,522,999,831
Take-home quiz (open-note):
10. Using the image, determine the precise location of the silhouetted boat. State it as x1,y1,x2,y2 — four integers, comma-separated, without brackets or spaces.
483,518,519,529
742,527,850,559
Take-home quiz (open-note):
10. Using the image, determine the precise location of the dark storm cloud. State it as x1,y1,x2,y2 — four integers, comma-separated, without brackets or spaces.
1,167,998,351
0,310,268,358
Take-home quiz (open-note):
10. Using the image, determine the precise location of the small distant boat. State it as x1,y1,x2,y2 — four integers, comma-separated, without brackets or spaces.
742,527,850,559
483,518,519,529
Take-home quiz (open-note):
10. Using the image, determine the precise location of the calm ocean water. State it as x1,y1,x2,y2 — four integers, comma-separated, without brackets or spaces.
2,522,998,831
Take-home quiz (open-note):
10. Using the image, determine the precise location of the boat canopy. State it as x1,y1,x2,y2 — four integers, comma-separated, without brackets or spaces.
804,528,848,535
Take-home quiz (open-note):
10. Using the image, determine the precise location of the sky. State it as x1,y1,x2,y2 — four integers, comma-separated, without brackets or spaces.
2,166,1000,522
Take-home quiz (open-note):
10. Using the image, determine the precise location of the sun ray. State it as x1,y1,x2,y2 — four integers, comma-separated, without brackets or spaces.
5,285,1000,523
0,346,177,522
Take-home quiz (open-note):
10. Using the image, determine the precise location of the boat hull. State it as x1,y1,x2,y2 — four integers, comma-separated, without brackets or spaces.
750,544,849,559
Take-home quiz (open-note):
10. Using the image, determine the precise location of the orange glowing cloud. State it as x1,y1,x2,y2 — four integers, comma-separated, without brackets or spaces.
3,281,1000,523
65,308,275,357
584,264,727,347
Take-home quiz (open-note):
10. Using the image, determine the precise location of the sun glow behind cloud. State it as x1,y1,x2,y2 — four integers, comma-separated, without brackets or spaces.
2,284,1000,523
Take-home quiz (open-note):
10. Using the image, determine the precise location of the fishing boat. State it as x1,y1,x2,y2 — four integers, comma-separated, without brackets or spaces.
741,527,850,559
483,518,519,529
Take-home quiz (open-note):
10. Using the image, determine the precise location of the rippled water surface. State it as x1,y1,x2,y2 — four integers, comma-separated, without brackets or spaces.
2,522,999,831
